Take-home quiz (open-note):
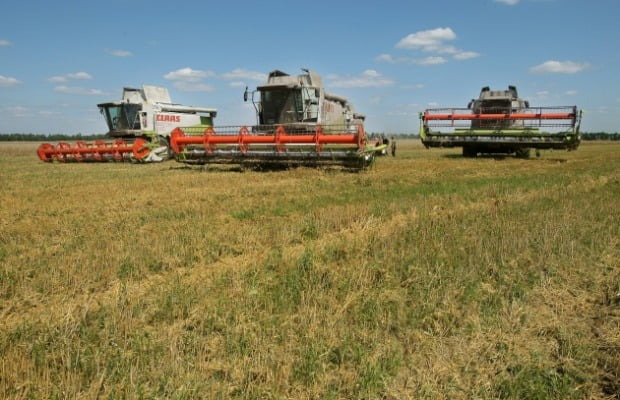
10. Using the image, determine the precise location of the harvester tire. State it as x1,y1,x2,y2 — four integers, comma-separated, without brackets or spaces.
158,135,173,160
462,146,477,158
515,148,531,159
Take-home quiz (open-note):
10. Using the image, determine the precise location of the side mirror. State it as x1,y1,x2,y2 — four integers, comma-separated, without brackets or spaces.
243,87,248,102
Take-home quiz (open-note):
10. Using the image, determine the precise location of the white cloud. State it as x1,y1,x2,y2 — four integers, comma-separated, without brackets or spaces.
396,27,456,52
402,83,425,90
393,28,478,64
453,51,480,60
107,49,132,57
54,86,104,95
164,67,217,91
164,67,214,82
0,39,11,46
327,69,394,88
68,72,92,80
375,54,411,64
494,0,520,4
530,60,590,74
6,106,28,116
565,90,578,96
0,75,21,87
376,53,448,66
415,56,447,66
172,81,214,92
375,54,396,63
427,102,440,107
229,81,246,88
362,70,380,78
221,68,267,82
535,90,550,99
48,76,67,83
48,71,93,83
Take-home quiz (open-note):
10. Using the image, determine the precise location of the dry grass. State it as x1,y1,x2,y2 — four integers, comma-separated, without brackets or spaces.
0,140,619,399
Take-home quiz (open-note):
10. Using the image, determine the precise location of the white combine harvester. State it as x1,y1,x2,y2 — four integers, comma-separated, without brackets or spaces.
37,85,216,163
170,69,382,170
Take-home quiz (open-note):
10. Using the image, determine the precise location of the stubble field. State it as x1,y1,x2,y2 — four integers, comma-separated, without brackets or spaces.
0,140,618,399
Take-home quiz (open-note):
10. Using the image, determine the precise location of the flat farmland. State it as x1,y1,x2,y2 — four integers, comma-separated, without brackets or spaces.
0,140,618,399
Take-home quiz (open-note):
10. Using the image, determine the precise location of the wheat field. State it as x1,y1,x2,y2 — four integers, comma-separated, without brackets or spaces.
0,140,618,399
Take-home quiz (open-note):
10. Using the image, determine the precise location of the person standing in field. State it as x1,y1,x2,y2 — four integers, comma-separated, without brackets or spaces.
379,135,386,156
390,136,396,157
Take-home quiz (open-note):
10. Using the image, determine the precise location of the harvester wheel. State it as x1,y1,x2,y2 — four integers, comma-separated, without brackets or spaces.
515,148,531,159
462,146,477,158
158,135,173,159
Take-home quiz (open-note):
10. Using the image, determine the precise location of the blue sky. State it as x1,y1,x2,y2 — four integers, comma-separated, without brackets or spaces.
1,0,619,134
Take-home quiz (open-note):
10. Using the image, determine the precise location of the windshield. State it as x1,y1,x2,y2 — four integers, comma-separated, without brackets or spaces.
100,104,142,131
473,100,521,129
259,88,319,124
478,99,512,114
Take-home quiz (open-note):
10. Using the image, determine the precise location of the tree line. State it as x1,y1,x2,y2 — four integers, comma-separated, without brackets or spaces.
580,132,620,140
0,133,108,142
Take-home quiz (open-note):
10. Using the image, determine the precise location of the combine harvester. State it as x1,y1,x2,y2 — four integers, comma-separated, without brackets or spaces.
170,69,380,170
37,85,216,163
420,86,582,158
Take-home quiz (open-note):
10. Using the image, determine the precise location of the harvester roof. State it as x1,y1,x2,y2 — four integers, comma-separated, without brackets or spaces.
97,84,217,115
478,85,519,100
258,69,323,91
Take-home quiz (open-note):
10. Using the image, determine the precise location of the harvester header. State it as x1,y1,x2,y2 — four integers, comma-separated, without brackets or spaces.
170,124,374,169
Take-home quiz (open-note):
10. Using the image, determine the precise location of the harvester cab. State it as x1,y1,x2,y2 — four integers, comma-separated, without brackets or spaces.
420,86,581,158
170,69,379,170
37,85,217,163
245,69,365,129
468,86,529,129
97,85,216,140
